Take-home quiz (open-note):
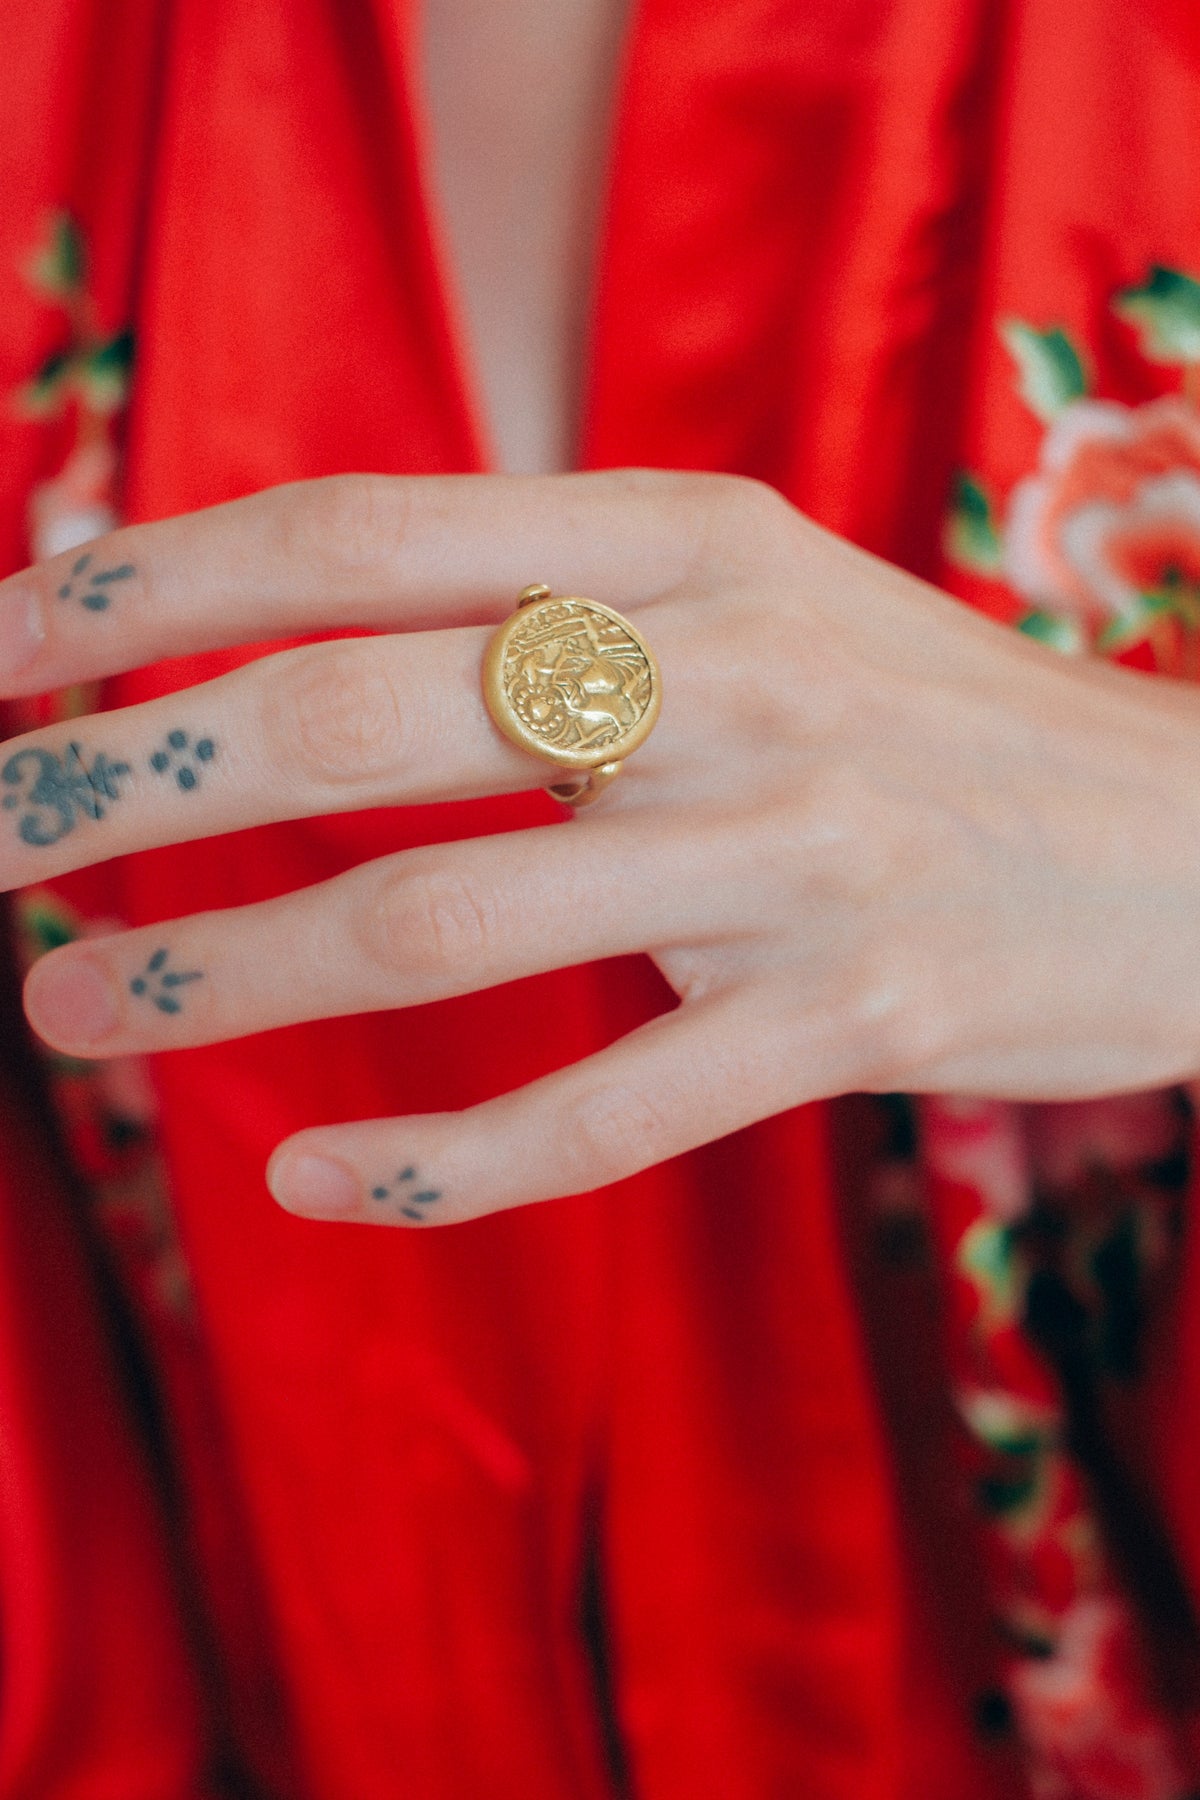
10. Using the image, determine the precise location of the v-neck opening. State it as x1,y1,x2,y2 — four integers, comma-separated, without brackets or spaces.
393,0,643,478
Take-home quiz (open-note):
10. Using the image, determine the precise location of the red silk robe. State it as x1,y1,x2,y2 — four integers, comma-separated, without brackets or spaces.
1,3,1199,1796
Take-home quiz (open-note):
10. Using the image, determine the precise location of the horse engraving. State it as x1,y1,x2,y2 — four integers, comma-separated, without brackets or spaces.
504,601,652,754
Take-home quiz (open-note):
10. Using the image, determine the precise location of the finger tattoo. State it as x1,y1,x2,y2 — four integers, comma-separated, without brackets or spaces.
56,551,136,613
370,1165,444,1221
129,947,205,1014
2,742,132,846
148,729,217,792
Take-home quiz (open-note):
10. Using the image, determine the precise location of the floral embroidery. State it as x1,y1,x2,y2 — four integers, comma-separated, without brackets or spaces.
948,267,1200,676
14,891,194,1325
915,1090,1196,1799
928,269,1200,1799
18,212,133,426
9,221,190,1326
10,213,134,732
18,210,131,596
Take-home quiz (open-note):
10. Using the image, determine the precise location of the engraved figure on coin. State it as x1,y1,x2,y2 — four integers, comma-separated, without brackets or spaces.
504,599,652,754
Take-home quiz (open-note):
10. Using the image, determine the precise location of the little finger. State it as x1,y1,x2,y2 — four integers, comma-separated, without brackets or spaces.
265,988,841,1226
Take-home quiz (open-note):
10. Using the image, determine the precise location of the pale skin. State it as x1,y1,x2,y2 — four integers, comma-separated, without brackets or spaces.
4,5,1200,1227
421,0,633,475
3,470,1200,1226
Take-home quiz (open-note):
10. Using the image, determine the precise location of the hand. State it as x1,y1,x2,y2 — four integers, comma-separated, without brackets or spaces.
2,471,1199,1227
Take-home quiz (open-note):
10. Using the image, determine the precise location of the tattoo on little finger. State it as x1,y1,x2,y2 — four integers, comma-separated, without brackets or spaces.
370,1165,443,1221
129,947,204,1014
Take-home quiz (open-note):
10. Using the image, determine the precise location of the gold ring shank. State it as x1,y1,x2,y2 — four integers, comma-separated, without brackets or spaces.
482,586,661,807
546,760,623,808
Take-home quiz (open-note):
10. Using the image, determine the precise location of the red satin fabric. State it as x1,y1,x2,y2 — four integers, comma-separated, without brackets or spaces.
0,2,1197,1796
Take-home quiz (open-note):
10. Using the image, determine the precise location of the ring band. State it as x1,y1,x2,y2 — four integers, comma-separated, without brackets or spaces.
483,584,662,807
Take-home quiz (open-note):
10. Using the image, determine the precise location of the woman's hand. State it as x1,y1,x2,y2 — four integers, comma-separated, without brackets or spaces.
2,470,1199,1226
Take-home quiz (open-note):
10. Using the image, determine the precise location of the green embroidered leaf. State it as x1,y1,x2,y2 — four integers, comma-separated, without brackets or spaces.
79,329,134,414
1095,613,1140,653
977,1469,1040,1517
1016,609,1085,654
959,1389,1056,1456
26,213,86,300
975,1424,1046,1462
945,472,1004,573
1151,568,1200,628
1000,320,1089,421
1115,265,1200,365
1095,589,1175,652
1010,1629,1057,1660
16,347,76,418
22,902,77,954
958,1220,1020,1316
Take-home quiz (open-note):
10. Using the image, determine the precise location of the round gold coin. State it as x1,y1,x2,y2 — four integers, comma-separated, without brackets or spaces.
483,590,661,772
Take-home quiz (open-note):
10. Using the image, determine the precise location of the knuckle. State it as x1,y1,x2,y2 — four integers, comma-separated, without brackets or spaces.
691,472,797,562
266,642,409,787
721,472,793,528
276,473,410,578
559,1081,673,1191
687,602,851,751
849,948,953,1086
368,864,498,979
626,471,773,581
679,470,754,531
597,467,736,583
319,473,408,571
794,767,891,899
597,466,688,504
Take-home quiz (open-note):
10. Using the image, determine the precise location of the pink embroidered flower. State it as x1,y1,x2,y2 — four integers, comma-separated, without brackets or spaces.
938,276,1200,1795
1011,1599,1188,1800
1024,1093,1184,1194
920,1094,1031,1222
1005,397,1200,632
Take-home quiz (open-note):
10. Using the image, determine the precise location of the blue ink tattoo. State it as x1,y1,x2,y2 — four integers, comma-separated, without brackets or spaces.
149,729,216,792
56,551,136,613
2,742,131,847
371,1165,442,1221
129,947,204,1015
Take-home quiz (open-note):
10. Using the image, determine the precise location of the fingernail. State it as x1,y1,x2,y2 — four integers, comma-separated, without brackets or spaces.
269,1152,360,1218
25,953,120,1047
0,583,46,682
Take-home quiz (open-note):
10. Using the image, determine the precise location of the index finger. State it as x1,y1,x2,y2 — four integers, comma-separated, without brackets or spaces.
0,468,705,696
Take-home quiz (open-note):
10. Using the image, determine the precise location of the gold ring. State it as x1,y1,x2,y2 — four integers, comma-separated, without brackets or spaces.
483,584,662,807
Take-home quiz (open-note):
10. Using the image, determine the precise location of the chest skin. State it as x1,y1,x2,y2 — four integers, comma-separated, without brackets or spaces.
420,0,631,475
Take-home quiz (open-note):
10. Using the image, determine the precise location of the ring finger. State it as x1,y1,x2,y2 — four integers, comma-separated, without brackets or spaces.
22,815,739,1056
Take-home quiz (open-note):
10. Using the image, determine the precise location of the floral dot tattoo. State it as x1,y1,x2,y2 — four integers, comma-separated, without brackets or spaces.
149,730,216,792
370,1166,443,1221
56,552,135,613
129,947,204,1014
